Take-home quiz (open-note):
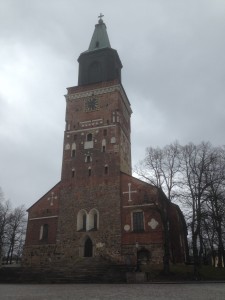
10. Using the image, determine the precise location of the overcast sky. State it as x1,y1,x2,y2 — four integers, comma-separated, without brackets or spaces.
1,0,225,208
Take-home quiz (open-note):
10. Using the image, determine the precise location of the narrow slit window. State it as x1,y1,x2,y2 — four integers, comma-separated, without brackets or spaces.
72,149,76,157
88,168,91,177
104,166,108,175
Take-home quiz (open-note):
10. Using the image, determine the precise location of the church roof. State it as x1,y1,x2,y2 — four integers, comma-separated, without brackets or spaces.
88,15,111,51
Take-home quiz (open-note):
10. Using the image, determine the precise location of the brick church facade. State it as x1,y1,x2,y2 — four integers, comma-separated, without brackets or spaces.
23,16,188,271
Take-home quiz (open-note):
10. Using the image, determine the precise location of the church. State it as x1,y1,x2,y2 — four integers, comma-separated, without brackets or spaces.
23,16,188,278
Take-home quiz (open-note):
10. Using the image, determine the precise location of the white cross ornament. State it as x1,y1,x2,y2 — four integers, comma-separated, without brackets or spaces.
123,183,137,202
47,192,57,206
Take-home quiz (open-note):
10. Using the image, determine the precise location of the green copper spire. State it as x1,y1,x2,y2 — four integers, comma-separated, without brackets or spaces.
88,14,111,51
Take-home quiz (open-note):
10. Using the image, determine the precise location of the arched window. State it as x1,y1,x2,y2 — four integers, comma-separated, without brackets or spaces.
40,224,49,241
87,133,93,141
77,210,88,231
104,165,108,175
132,211,144,232
71,142,76,158
102,139,106,152
88,209,99,231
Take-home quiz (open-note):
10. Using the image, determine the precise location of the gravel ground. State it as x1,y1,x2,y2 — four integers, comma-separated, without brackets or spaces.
0,283,224,300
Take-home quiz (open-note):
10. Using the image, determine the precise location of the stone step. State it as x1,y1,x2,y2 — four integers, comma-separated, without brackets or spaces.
0,260,133,283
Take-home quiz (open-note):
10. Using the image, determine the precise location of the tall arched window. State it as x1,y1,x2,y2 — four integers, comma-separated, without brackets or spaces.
40,224,49,241
132,211,144,232
102,139,106,152
71,142,76,158
88,209,99,231
77,210,88,231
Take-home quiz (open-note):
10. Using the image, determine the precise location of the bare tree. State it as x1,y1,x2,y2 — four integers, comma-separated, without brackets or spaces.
135,142,180,201
135,141,225,275
179,142,215,275
134,142,181,274
0,189,11,265
204,146,225,267
5,205,26,264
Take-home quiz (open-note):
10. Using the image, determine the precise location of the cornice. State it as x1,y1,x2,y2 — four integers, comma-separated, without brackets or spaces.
65,84,132,114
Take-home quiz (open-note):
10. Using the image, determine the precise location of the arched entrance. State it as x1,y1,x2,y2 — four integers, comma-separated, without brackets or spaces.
84,237,93,257
137,249,150,265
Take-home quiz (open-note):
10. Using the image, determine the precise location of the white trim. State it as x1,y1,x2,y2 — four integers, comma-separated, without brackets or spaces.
123,204,154,208
29,215,58,221
66,124,116,134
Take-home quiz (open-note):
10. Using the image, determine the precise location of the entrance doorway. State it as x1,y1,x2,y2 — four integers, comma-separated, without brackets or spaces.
137,249,150,265
84,237,93,257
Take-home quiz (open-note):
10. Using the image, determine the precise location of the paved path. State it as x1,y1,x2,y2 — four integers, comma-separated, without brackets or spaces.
0,283,224,300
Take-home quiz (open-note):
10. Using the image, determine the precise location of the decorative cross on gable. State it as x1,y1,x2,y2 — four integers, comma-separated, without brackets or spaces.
47,192,57,206
123,183,137,202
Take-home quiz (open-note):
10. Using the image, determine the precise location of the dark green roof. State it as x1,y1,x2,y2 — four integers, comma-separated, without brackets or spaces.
88,18,111,51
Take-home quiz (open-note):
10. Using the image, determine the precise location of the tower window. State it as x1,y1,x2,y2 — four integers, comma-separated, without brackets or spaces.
133,211,144,232
71,142,76,157
87,133,93,141
88,209,99,231
87,155,91,163
72,169,75,178
104,166,108,175
88,168,91,177
72,150,76,158
102,139,106,152
77,210,88,231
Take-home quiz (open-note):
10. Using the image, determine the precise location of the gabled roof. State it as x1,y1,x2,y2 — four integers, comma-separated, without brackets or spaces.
88,17,111,51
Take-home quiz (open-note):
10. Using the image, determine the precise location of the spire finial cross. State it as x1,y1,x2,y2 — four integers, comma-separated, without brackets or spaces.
98,13,104,20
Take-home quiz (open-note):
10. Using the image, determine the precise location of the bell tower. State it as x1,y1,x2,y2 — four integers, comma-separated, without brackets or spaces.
61,15,132,185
